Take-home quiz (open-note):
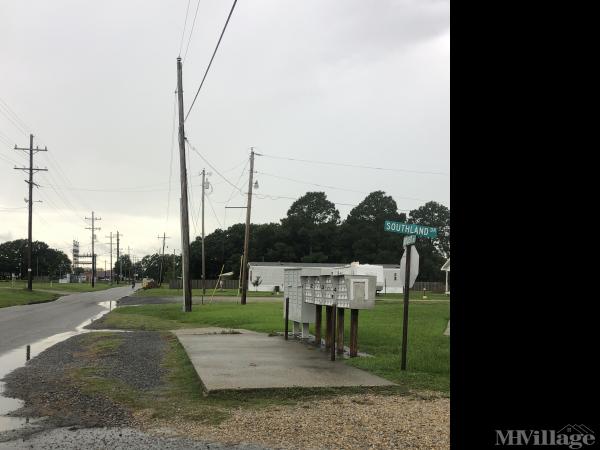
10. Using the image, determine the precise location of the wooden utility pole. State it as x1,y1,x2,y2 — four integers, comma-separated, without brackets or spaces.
116,231,121,284
240,148,255,305
176,56,192,312
201,168,206,296
105,232,113,285
14,134,47,291
157,232,170,286
85,212,101,288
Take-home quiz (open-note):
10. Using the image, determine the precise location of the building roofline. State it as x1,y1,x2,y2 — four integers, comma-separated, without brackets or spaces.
248,261,401,268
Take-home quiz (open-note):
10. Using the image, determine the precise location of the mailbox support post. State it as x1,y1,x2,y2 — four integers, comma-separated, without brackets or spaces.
315,305,322,347
350,309,359,357
284,297,289,340
336,307,345,355
325,306,332,349
330,304,337,361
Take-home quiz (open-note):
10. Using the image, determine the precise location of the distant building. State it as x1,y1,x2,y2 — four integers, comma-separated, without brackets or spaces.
248,262,404,293
441,258,450,294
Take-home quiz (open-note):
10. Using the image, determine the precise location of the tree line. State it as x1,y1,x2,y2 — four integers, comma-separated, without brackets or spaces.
185,191,450,282
1,191,450,283
0,239,71,279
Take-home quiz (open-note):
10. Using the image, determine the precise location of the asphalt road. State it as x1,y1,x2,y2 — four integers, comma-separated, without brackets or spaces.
0,285,135,356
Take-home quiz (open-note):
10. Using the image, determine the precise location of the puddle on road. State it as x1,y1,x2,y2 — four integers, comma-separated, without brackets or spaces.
0,300,118,433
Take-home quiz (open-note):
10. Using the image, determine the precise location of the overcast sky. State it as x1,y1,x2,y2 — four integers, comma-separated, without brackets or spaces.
0,0,449,270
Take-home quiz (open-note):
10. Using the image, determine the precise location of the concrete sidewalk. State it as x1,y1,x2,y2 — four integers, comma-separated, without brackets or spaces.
173,328,395,392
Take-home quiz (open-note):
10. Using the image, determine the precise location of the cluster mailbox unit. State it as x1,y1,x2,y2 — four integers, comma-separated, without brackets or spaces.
284,263,378,357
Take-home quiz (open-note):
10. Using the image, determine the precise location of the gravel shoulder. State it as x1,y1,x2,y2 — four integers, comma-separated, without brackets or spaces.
1,330,449,449
1,331,166,429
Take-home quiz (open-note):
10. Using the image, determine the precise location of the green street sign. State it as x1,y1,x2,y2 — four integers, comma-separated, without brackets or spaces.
403,235,416,246
384,220,438,239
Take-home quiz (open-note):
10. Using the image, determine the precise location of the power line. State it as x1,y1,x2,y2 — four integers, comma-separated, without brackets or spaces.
166,93,177,225
205,192,223,228
224,160,248,206
178,0,193,56
0,97,32,133
184,0,238,121
182,0,202,62
186,139,244,194
256,170,429,202
259,153,449,176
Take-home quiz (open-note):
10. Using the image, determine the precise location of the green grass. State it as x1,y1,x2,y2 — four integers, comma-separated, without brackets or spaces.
380,292,450,301
71,332,407,426
4,280,113,292
0,288,61,308
134,287,281,298
96,299,450,392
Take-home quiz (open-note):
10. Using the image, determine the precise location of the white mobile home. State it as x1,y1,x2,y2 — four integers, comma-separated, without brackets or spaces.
248,262,404,293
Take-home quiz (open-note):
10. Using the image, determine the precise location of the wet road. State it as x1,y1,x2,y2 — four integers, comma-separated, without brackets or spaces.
0,285,134,356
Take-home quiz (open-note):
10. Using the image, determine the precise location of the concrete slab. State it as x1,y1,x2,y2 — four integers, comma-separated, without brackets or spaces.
173,328,395,392
443,320,450,336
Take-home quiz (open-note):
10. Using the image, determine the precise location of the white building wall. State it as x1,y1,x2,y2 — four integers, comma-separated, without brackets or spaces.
248,266,287,291
249,264,404,294
383,267,404,293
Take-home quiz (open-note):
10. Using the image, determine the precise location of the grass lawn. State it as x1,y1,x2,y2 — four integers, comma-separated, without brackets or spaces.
1,280,113,293
134,287,281,298
380,292,450,301
96,299,450,392
0,288,60,308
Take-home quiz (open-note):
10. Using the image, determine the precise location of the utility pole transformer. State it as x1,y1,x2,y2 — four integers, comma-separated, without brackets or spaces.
176,56,192,312
13,134,47,291
85,212,101,288
240,148,255,305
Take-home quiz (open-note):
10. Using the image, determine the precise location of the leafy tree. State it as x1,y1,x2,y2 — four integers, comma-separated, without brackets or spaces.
0,239,71,279
336,191,406,264
141,193,450,283
281,192,339,259
113,255,132,281
251,275,262,291
408,201,450,282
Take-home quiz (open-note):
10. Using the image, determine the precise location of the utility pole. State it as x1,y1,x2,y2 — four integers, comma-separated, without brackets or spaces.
116,231,121,284
105,232,113,285
240,148,255,305
85,212,101,288
201,168,206,296
127,246,131,281
176,56,192,312
14,134,47,291
157,233,171,287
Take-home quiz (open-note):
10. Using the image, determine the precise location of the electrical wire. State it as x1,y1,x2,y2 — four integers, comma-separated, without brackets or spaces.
182,0,202,62
185,139,244,194
184,0,238,121
178,0,192,56
259,153,449,176
166,93,177,225
257,171,428,202
0,97,31,133
205,193,223,228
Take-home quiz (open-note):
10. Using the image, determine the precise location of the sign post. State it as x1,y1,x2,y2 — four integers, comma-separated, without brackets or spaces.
401,244,412,370
384,220,437,370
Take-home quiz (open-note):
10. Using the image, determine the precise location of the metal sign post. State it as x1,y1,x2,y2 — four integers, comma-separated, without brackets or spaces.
401,244,412,371
384,220,437,371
